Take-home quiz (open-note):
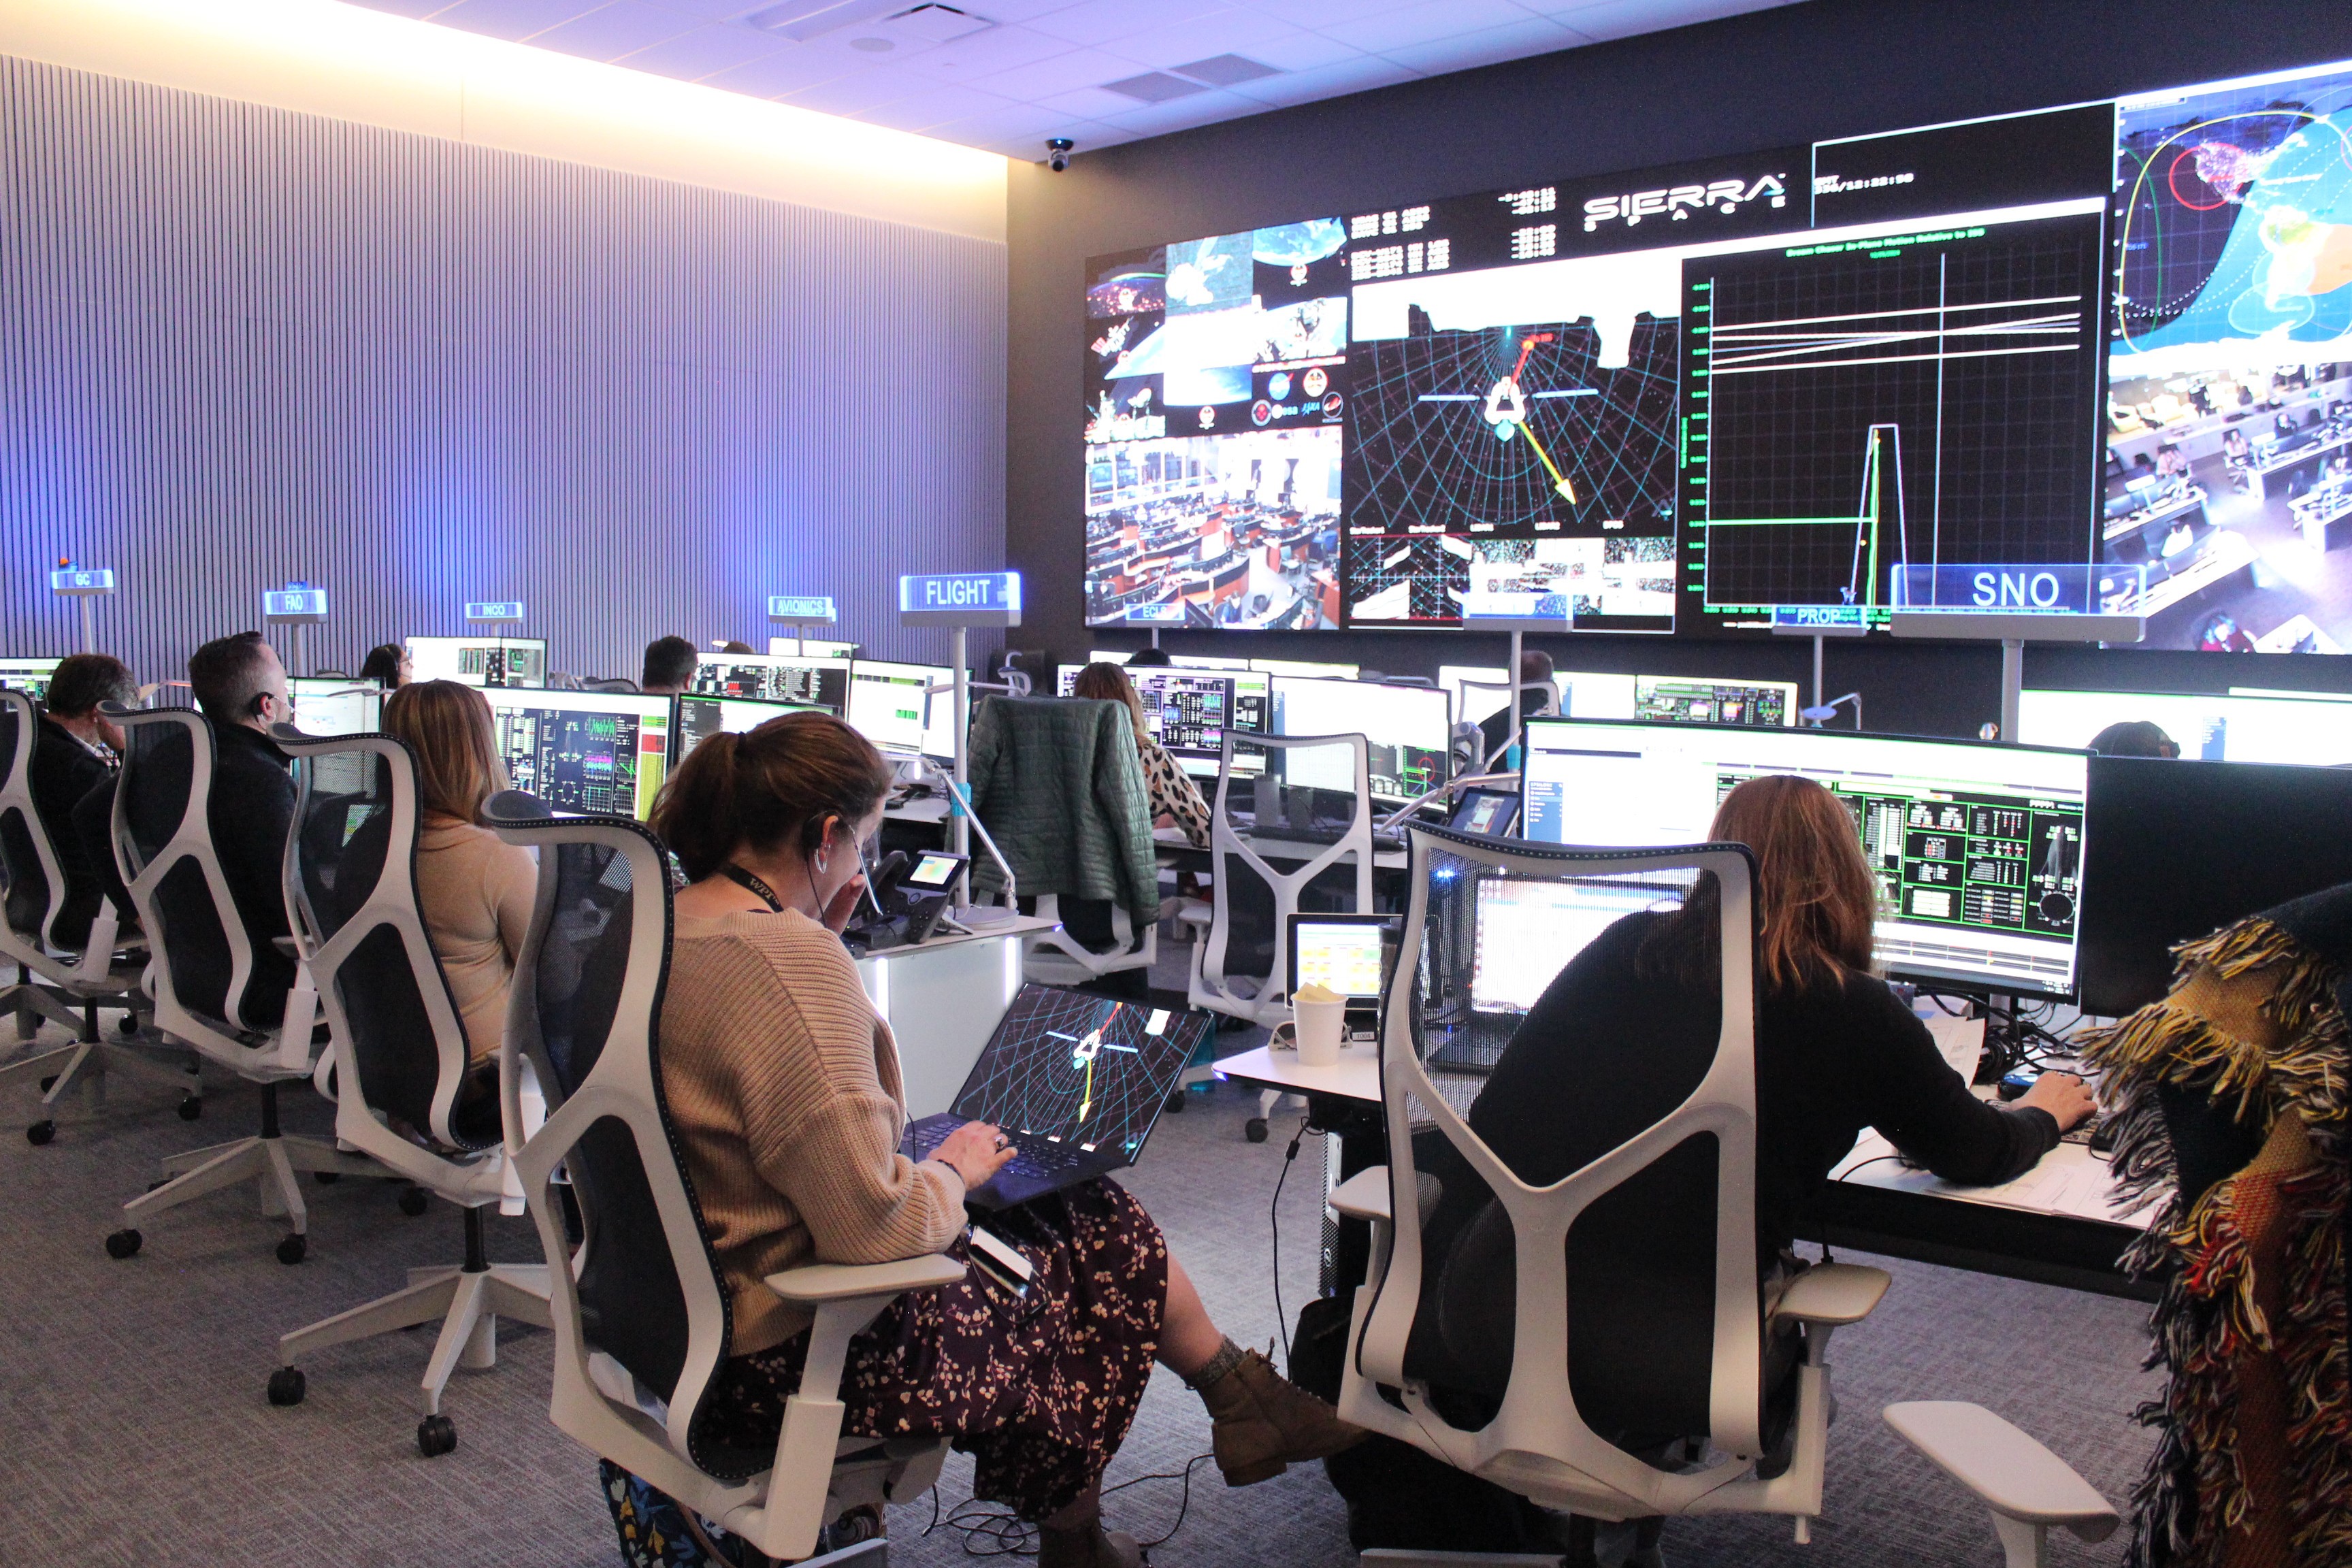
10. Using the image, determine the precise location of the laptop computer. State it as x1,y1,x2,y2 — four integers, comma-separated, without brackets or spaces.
1448,787,1520,837
1423,875,1663,1073
1286,913,1397,1043
902,985,1211,1211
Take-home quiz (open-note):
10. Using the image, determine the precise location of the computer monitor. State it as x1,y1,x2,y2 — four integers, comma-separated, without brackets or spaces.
286,678,382,738
766,638,858,660
1252,657,1359,681
1632,675,1797,728
1470,877,1667,1014
1163,653,1250,671
846,658,953,756
1520,719,2090,999
689,651,849,710
406,636,548,689
1268,676,1451,804
672,693,829,764
1055,663,1271,777
2077,755,2352,1017
0,657,63,702
1439,664,1567,727
2017,687,2352,766
479,687,671,819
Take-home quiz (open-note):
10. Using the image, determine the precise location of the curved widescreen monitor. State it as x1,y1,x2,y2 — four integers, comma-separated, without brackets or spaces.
478,687,670,819
1269,676,1450,804
1520,717,2090,999
672,693,830,765
2078,755,2352,1017
2017,687,2352,766
406,635,547,689
689,651,849,710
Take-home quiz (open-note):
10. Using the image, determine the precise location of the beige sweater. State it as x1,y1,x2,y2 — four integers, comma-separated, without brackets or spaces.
659,906,968,1353
413,818,537,1065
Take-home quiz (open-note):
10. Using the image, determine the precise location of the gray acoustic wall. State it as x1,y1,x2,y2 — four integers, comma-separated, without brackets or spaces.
0,54,1007,686
1008,0,2349,738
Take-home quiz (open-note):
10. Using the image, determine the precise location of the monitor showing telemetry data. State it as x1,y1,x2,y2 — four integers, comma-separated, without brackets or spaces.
1079,53,2352,656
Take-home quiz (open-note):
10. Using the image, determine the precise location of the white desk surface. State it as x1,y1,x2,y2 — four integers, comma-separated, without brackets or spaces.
1214,1041,1381,1100
1215,1042,2147,1230
1152,826,1410,870
885,794,952,824
855,911,1058,962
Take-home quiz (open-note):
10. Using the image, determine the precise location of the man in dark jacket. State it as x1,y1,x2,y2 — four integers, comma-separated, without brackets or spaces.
1475,649,1556,766
186,632,299,1027
21,653,137,949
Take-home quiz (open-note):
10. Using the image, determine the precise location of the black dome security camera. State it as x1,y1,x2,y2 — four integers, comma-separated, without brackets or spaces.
1047,137,1073,172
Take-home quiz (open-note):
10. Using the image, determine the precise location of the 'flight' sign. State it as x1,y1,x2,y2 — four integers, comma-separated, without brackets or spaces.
899,573,1022,626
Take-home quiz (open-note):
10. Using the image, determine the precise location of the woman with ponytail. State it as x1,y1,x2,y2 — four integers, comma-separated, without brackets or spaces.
606,711,1360,1568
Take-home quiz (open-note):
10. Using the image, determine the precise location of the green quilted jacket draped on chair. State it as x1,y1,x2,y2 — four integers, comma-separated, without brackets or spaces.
966,696,1159,929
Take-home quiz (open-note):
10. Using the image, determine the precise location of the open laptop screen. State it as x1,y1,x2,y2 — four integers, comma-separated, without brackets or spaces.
1470,878,1666,1015
949,988,1207,1160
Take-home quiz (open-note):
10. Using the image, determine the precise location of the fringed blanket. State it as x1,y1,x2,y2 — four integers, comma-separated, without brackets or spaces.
2077,892,2352,1568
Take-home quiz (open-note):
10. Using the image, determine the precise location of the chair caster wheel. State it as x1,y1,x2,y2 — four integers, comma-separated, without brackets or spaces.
1164,1091,1186,1113
312,1171,340,1184
398,1187,431,1217
178,1096,201,1121
148,1179,165,1192
119,1017,138,1036
417,1414,457,1456
1245,1117,1269,1143
105,1228,142,1259
267,1367,307,1407
27,1120,56,1145
38,1074,56,1091
276,1234,308,1266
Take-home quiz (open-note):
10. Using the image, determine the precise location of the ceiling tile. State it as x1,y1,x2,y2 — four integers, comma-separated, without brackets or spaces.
1242,0,1432,27
610,22,779,76
777,67,925,114
875,80,1031,129
345,0,451,20
1095,10,1305,71
1025,0,1230,48
1220,51,1416,109
1030,83,1155,120
1537,0,1791,42
924,99,1088,148
886,24,1080,84
697,43,860,94
429,0,604,44
967,44,1142,100
1316,0,1543,55
526,0,699,59
1204,28,1364,74
642,0,766,17
1093,85,1266,137
1378,15,1584,76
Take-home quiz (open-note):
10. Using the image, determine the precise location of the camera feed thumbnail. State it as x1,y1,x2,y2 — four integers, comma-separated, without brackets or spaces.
1086,220,1349,446
1085,428,1342,630
2106,61,2352,653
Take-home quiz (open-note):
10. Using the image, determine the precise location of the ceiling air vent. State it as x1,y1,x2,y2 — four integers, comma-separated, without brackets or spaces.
1102,71,1209,104
1171,54,1281,87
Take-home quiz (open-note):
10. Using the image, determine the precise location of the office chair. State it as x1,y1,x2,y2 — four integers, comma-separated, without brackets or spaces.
0,689,189,1141
1328,826,2114,1568
101,708,378,1265
489,803,963,1564
1183,732,1376,1138
265,748,549,1456
585,677,642,694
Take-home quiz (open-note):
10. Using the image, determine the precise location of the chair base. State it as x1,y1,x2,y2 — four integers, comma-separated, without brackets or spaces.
280,1260,553,1415
6,1037,199,1111
124,1131,378,1237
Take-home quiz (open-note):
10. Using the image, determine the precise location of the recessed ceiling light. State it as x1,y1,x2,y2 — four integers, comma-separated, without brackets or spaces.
850,35,894,51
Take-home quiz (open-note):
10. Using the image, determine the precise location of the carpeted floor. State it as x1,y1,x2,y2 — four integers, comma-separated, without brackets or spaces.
1,1002,2161,1568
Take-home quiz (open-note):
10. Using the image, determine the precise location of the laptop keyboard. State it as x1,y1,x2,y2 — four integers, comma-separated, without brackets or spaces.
909,1122,1096,1180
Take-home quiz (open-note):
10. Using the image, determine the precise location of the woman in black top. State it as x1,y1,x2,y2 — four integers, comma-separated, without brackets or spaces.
1469,772,2096,1262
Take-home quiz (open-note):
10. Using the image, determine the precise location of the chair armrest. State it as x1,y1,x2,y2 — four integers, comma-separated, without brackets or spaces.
764,1254,968,1305
1883,1401,2119,1539
1329,1166,1390,1222
1769,1262,1891,1327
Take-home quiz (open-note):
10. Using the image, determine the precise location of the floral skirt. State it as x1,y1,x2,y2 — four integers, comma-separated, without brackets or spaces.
604,1178,1169,1565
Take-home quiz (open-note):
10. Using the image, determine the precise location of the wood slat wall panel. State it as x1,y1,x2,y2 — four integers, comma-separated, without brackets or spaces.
0,56,1008,685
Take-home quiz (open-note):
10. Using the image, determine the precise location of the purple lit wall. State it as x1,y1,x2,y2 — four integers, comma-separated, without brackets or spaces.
0,55,1007,685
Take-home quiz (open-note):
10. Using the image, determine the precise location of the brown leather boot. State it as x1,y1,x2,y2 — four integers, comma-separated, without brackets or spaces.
1188,1338,1367,1486
1036,1486,1143,1568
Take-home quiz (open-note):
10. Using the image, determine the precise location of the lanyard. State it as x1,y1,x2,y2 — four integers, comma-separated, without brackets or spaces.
720,864,786,913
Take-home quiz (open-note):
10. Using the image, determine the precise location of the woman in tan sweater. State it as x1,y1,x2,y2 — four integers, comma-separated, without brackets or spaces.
380,681,536,1131
615,710,1357,1568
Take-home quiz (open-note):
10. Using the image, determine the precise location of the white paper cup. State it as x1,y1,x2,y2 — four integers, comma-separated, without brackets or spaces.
1292,995,1346,1067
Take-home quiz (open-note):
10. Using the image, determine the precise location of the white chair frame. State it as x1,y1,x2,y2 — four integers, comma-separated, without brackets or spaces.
267,735,549,1448
495,811,962,1564
105,708,376,1260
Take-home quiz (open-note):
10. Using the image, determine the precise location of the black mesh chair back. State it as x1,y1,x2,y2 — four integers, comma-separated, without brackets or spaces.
1350,825,1769,1506
115,710,245,1028
0,689,61,943
282,734,487,1151
491,804,752,1475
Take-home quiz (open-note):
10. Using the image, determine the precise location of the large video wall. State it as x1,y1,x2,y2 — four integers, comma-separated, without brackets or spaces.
1081,57,2352,653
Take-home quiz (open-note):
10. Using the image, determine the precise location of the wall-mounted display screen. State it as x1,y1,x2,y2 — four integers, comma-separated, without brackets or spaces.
1080,54,2352,656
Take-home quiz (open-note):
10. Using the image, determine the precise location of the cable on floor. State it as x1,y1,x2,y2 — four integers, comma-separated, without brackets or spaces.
1270,1110,1317,1361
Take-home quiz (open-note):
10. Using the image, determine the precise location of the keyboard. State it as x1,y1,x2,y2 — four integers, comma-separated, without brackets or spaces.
1248,821,1405,852
908,1120,1096,1179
